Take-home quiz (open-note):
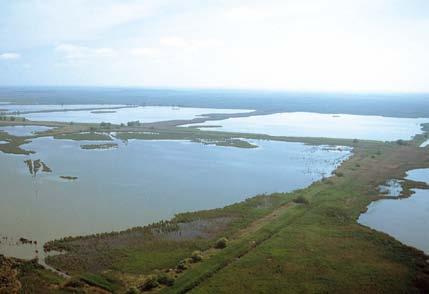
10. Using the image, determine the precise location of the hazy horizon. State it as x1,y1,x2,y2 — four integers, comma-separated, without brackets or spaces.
1,0,429,92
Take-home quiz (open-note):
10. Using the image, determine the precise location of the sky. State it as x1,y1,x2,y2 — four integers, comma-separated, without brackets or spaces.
0,0,428,92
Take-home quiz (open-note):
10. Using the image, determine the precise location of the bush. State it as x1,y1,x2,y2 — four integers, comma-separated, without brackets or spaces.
293,195,310,205
334,171,344,177
64,279,85,289
215,237,228,249
157,273,175,286
191,250,203,262
139,275,159,291
176,260,188,271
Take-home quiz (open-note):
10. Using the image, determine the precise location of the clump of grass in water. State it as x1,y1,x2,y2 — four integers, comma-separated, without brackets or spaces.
60,176,78,181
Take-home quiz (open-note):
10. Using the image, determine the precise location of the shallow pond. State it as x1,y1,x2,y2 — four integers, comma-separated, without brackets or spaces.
358,169,429,254
184,112,429,141
20,106,253,124
0,137,350,259
0,125,54,136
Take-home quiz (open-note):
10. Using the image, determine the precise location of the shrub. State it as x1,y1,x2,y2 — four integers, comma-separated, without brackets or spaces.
334,171,344,177
215,237,228,249
64,279,85,289
176,260,188,271
191,250,203,263
139,275,159,291
293,195,310,205
157,273,175,286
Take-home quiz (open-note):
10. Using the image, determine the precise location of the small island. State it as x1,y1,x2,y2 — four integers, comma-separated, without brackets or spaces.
80,143,118,150
59,175,78,181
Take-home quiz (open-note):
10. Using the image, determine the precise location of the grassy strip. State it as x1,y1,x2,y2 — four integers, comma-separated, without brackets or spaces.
53,132,112,141
162,204,305,294
80,143,118,150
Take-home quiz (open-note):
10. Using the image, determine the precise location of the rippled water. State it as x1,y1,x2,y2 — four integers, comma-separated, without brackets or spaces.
0,137,351,259
20,106,253,124
184,112,429,141
358,169,429,254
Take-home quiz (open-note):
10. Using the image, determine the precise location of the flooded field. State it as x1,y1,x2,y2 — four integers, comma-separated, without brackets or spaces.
378,179,403,197
184,112,429,141
358,169,429,254
19,106,253,124
0,137,351,259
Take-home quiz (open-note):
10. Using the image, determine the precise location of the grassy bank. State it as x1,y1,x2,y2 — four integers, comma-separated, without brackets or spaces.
14,137,423,293
1,118,429,293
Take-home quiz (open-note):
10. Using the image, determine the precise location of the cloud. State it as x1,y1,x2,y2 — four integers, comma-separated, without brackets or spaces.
130,48,160,58
55,44,115,60
160,37,224,50
0,52,21,60
1,0,163,47
224,6,275,21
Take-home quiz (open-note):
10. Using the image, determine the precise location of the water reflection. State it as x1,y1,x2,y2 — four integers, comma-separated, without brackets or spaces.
0,137,351,259
20,106,253,124
0,125,54,136
358,169,429,254
184,112,429,141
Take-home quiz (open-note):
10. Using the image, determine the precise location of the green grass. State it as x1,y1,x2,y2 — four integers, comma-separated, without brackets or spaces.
80,142,118,150
113,241,204,274
159,140,429,294
80,273,119,292
1,117,427,293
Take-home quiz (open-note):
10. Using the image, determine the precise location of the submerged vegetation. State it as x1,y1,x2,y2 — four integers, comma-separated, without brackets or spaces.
0,106,429,293
59,176,78,181
17,132,426,293
80,143,118,150
24,159,52,176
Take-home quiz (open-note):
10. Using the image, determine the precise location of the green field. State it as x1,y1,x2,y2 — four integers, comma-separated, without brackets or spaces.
1,118,429,293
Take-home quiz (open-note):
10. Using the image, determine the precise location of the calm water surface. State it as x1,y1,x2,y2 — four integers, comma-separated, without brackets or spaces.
358,169,429,254
20,106,253,124
0,137,350,259
184,112,429,141
0,125,54,136
2,104,126,113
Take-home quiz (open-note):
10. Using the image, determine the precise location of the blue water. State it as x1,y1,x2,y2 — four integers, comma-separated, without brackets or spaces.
0,137,350,259
359,169,429,254
184,112,429,141
0,125,54,136
19,106,253,124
